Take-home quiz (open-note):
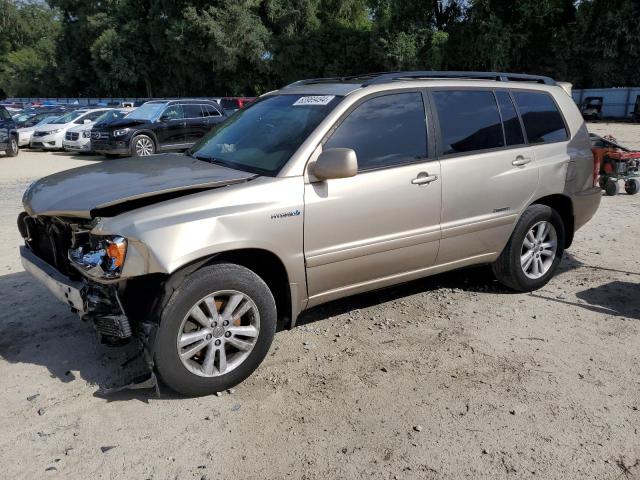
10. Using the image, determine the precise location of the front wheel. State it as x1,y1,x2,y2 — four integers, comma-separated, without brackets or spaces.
492,204,565,292
131,135,155,157
154,263,277,396
5,135,18,157
604,179,619,196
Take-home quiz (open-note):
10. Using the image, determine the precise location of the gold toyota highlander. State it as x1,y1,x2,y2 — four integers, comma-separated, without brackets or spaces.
18,72,602,396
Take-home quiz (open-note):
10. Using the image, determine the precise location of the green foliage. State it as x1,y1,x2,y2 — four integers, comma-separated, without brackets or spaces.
0,0,639,97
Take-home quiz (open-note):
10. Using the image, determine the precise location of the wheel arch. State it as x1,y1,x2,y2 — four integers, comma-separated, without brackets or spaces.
148,248,295,332
529,194,574,248
131,129,159,148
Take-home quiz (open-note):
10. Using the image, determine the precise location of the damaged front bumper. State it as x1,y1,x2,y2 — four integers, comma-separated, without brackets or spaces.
20,245,132,344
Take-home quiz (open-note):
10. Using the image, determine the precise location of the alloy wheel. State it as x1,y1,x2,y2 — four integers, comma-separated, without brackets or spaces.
177,290,260,377
520,221,557,279
135,137,154,156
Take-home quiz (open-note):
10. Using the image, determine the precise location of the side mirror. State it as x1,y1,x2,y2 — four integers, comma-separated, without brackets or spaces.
83,119,92,124
310,148,358,181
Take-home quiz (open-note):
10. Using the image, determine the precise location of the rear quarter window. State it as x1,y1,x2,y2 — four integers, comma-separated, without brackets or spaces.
512,91,568,144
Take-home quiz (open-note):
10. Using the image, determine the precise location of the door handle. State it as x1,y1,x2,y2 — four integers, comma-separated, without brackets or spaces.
512,156,532,167
411,172,438,185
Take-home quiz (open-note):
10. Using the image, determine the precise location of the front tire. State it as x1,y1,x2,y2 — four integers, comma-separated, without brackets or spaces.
6,135,18,157
154,263,277,396
131,134,155,157
604,179,619,196
492,204,565,292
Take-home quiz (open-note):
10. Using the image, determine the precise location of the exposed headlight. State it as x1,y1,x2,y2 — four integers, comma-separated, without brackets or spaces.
82,130,91,138
45,129,62,135
68,235,128,279
112,128,130,137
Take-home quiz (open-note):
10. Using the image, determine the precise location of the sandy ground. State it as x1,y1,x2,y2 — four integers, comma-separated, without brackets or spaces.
0,127,639,480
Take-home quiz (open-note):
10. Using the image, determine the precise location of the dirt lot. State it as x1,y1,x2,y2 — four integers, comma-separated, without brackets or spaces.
1,125,639,480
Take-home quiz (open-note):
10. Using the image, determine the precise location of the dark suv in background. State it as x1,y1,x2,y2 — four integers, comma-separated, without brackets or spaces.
0,105,18,157
91,99,226,157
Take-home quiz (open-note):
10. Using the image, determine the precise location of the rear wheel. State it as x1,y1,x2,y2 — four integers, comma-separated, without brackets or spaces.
492,204,565,292
154,263,277,396
131,135,155,157
604,179,619,196
5,135,18,157
624,178,640,195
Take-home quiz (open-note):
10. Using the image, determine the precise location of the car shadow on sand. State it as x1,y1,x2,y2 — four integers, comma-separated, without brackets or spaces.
0,270,184,402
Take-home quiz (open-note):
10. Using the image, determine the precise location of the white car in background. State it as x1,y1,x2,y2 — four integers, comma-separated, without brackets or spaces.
30,108,111,150
63,108,133,153
17,115,60,147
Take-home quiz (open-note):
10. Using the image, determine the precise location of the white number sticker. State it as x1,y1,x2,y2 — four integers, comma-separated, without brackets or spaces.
293,95,335,106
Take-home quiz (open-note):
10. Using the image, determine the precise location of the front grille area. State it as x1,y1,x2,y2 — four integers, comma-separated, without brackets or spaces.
91,130,109,140
19,214,75,277
65,132,79,141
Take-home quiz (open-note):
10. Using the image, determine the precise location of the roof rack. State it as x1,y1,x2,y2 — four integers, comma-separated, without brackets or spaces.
286,71,557,88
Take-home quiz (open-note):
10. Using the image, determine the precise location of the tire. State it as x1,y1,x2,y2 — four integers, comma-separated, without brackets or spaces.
624,178,640,195
5,135,18,157
492,204,565,292
130,134,155,157
598,176,607,189
154,263,277,396
604,179,619,196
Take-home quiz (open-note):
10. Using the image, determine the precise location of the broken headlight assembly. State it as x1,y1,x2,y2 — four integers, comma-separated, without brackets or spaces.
69,235,127,280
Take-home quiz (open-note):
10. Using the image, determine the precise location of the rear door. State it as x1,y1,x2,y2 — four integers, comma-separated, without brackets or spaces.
431,89,539,264
303,90,441,305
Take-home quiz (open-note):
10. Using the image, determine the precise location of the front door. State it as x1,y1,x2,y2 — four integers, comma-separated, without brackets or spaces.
156,104,186,147
303,91,441,306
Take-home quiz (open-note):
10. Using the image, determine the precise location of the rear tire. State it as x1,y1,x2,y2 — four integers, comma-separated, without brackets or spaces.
492,204,565,292
131,134,155,157
624,178,640,195
154,263,277,396
604,179,619,196
5,135,18,157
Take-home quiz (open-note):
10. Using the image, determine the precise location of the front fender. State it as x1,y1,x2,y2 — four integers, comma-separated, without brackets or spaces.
93,175,306,293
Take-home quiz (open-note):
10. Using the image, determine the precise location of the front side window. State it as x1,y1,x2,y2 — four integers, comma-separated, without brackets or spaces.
190,94,342,176
324,92,427,171
432,90,504,155
161,104,184,121
495,90,525,146
0,108,11,120
512,91,568,144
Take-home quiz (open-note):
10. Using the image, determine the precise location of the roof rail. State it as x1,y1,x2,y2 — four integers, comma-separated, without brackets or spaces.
363,71,556,86
285,71,557,88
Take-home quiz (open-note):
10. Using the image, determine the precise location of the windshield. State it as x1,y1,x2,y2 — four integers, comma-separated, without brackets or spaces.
190,94,342,176
50,110,84,124
37,116,58,126
126,102,167,121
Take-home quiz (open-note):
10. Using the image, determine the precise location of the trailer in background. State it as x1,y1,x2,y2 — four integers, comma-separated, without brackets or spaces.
572,87,640,121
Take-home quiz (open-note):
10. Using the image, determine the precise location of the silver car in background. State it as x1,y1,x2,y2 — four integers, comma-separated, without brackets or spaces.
18,71,601,396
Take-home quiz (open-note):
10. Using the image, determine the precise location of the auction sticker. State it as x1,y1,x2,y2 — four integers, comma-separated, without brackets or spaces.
293,95,335,106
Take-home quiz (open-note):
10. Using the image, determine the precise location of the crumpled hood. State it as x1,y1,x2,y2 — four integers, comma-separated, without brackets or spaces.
23,153,257,219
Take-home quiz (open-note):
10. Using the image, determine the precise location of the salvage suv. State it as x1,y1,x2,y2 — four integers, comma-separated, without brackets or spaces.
18,72,601,396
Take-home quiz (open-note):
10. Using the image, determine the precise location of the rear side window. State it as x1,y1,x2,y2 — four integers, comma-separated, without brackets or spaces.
512,91,568,144
432,90,504,155
183,104,204,118
324,92,427,171
495,91,525,146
